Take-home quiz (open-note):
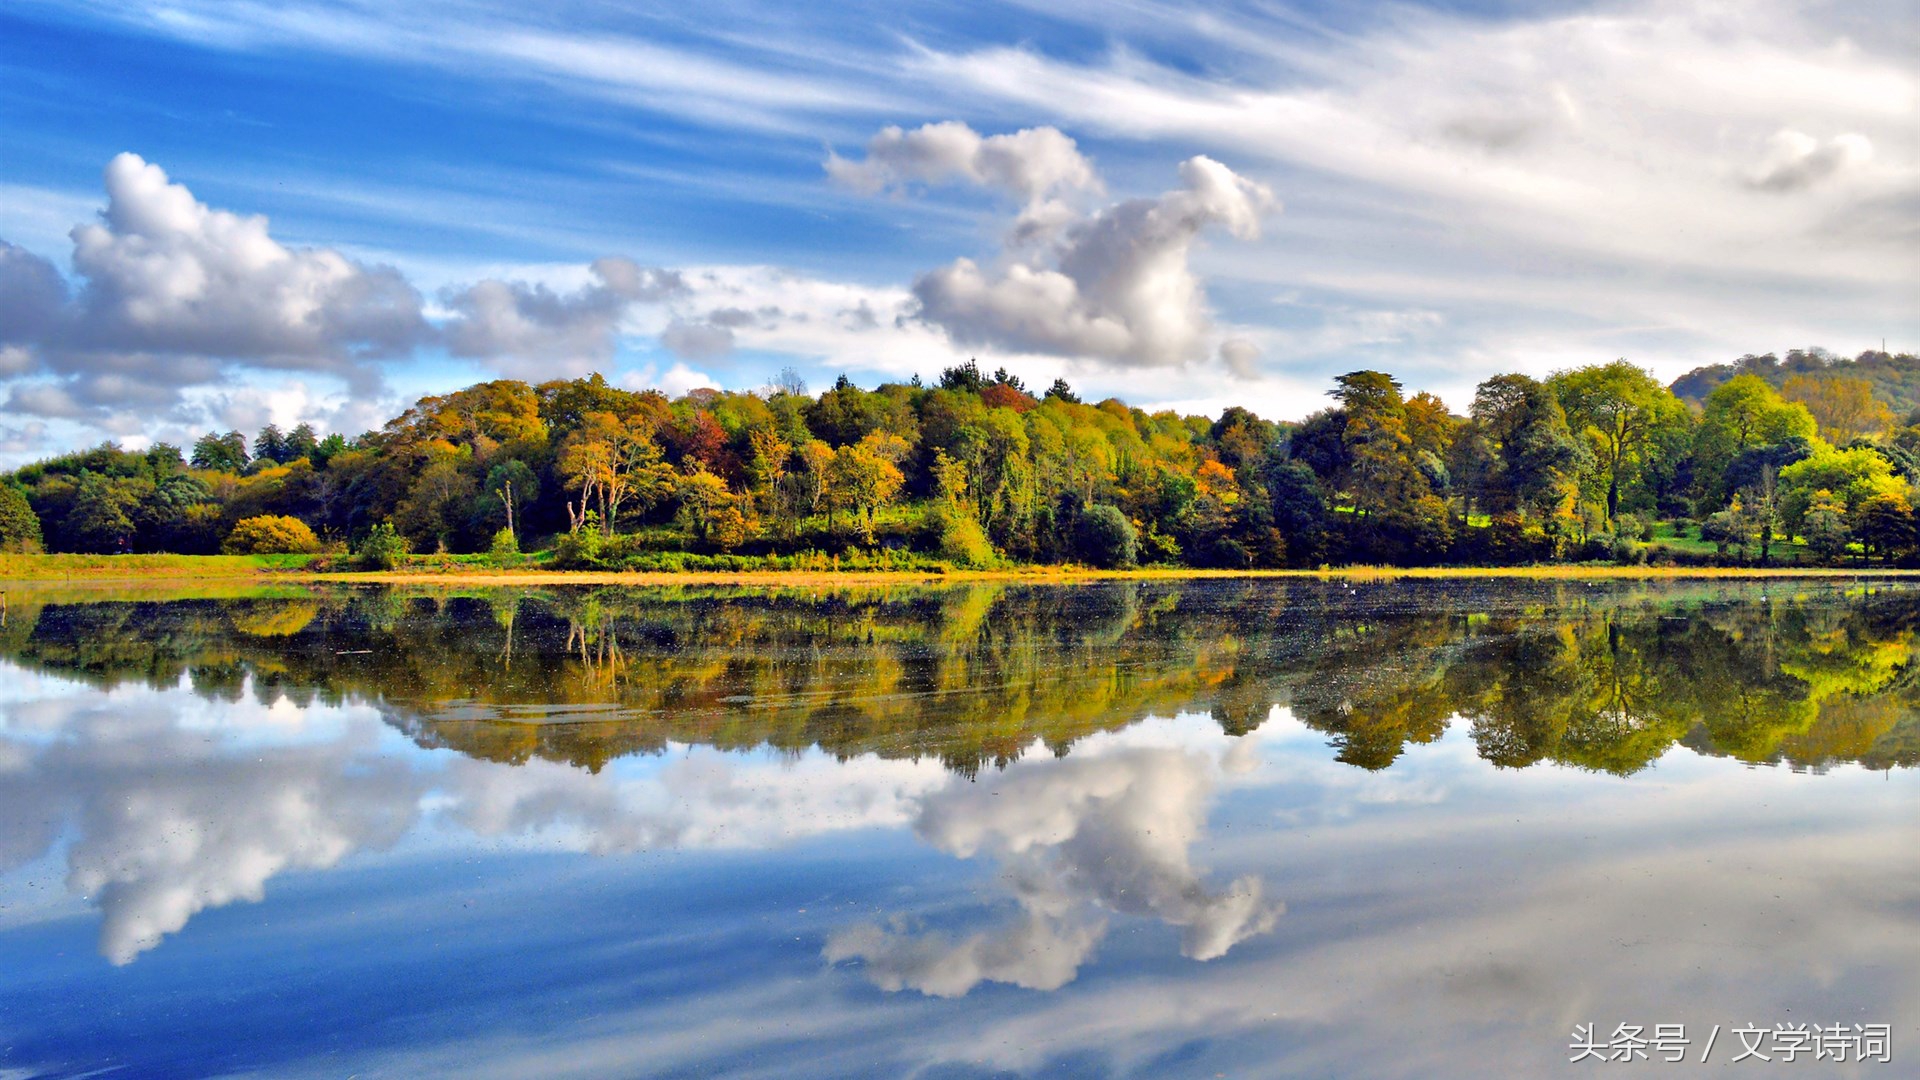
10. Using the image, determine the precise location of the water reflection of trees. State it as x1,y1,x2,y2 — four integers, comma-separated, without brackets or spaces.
2,580,1914,776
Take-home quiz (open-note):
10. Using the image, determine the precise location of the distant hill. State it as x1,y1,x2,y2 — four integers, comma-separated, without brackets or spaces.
1671,348,1920,420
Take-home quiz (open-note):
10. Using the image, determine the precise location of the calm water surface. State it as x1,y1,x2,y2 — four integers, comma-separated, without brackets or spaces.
0,578,1914,1077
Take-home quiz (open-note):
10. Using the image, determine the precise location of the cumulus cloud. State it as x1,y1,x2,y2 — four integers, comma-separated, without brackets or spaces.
0,154,717,454
0,152,432,434
67,153,429,367
442,256,686,377
825,743,1280,997
1746,129,1874,192
912,154,1276,367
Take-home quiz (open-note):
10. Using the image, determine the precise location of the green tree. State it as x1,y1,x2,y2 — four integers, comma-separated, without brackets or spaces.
285,423,321,462
353,522,404,570
1802,490,1851,562
1551,360,1692,522
1466,374,1585,529
1693,375,1817,512
0,483,44,553
254,424,288,465
66,473,138,553
190,431,249,472
1075,503,1138,568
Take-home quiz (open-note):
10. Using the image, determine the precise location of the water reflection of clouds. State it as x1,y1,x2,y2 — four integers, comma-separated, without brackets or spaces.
0,663,969,962
445,750,947,854
827,742,1281,996
0,687,420,964
301,739,1915,1079
5,651,1914,1079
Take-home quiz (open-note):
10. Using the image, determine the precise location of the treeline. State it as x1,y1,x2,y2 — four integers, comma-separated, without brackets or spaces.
4,353,1920,568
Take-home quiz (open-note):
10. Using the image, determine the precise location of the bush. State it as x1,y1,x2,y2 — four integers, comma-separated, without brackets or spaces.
928,504,995,569
488,527,521,561
222,515,321,555
1076,503,1139,568
1611,537,1648,565
353,523,405,570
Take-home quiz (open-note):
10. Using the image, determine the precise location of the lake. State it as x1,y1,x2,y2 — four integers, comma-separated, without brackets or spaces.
0,578,1913,1077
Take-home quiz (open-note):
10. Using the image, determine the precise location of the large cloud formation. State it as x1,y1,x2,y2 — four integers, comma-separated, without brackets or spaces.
825,743,1280,996
0,154,699,438
837,126,1278,369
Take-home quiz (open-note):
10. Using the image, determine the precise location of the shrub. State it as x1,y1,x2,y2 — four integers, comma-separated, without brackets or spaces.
930,504,995,568
353,523,405,570
1076,503,1138,568
488,527,521,561
222,514,321,555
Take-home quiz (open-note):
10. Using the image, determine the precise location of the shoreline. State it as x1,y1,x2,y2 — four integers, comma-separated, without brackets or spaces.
3,555,1917,589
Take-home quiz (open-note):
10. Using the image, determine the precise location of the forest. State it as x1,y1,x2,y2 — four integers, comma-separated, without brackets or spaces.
3,349,1919,570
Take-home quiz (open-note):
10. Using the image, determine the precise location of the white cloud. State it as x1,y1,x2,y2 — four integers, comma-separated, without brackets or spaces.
443,750,947,855
827,121,1102,242
913,154,1276,367
442,257,686,377
0,153,432,442
907,0,1919,390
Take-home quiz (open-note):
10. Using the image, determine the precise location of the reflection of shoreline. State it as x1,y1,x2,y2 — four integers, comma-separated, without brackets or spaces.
3,580,1910,777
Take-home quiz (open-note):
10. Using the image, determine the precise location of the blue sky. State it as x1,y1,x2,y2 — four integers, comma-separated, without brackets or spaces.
0,0,1913,463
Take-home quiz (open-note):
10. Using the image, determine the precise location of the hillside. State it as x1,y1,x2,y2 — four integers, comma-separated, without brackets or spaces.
1671,349,1920,420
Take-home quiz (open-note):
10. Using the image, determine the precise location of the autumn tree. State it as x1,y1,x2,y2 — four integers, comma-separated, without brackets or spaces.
1782,374,1892,444
827,440,905,542
558,413,673,535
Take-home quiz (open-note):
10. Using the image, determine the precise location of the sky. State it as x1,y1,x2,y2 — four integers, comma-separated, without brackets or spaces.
0,0,1913,465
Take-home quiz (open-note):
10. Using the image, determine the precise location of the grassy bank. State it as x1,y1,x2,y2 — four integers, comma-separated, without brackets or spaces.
3,551,1915,588
314,564,1920,588
0,552,319,581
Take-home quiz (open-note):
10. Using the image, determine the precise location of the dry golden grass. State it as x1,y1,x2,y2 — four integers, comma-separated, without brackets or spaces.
313,564,1920,588
4,552,1915,591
